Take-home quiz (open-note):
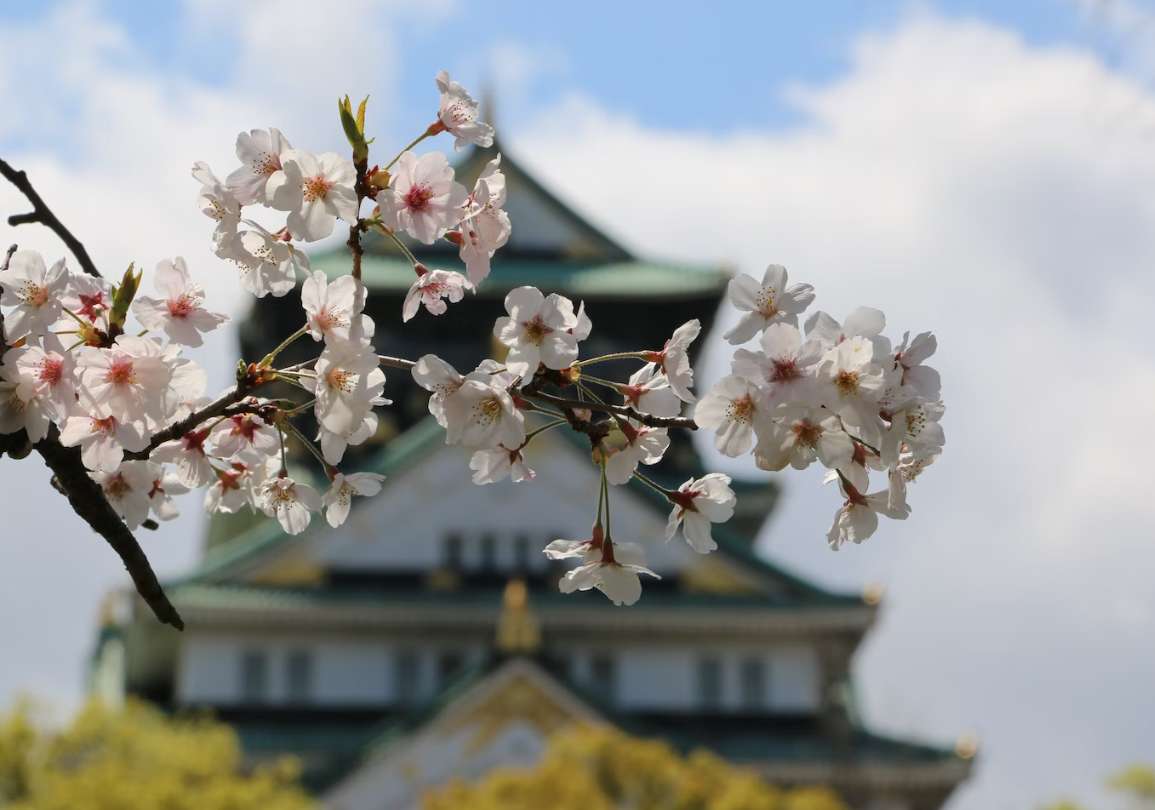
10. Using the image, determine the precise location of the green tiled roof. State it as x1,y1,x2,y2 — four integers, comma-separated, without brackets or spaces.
309,251,727,299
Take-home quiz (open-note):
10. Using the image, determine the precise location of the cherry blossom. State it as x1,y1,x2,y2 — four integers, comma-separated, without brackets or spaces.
217,223,308,298
470,445,535,485
753,407,855,473
147,466,189,522
209,412,279,461
323,472,386,528
151,428,214,488
826,474,910,550
402,266,468,322
434,70,495,150
817,336,886,442
0,251,67,342
269,150,359,241
616,364,680,418
60,270,112,327
665,473,737,554
723,264,815,345
558,540,659,606
59,412,148,472
378,151,468,244
258,475,321,535
227,128,293,205
0,378,52,443
311,343,386,436
443,378,525,450
302,271,362,344
133,258,228,347
75,336,171,425
543,525,604,561
694,375,770,457
731,322,823,406
192,162,242,248
93,461,156,529
806,306,891,358
894,330,941,399
2,342,74,421
644,320,700,403
601,422,670,485
456,155,510,285
319,407,381,466
493,286,583,383
204,461,267,515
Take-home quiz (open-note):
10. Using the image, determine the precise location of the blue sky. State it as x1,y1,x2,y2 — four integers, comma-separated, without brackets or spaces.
2,2,1155,810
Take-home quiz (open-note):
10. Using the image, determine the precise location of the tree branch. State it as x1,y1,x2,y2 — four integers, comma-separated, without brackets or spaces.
36,434,184,630
524,390,698,430
0,158,102,278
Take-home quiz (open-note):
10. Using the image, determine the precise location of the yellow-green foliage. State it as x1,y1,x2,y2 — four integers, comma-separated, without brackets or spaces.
423,725,846,810
0,698,313,810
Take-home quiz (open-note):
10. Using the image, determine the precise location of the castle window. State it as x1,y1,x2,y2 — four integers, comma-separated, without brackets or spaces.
394,650,420,703
285,649,313,703
239,649,268,703
479,533,497,571
590,654,616,703
697,656,723,710
443,533,463,569
438,651,465,686
739,656,765,710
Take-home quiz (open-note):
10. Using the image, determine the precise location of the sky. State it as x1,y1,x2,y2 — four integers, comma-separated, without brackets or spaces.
1,0,1154,808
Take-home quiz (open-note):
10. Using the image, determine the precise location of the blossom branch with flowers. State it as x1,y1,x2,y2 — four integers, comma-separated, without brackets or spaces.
0,71,946,625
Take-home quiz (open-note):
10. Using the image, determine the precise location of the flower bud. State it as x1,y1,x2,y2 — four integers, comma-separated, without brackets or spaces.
108,262,142,331
338,95,371,163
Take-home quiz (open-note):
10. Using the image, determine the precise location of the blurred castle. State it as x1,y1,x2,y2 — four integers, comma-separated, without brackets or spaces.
90,136,971,810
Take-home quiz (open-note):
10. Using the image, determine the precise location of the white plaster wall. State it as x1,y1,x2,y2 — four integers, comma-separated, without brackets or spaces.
177,632,817,713
566,641,820,713
176,634,485,706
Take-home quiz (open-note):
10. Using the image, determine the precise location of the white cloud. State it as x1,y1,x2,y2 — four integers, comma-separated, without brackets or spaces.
509,14,1155,810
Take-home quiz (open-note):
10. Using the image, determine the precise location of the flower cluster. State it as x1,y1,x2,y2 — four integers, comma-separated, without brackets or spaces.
697,264,944,549
0,70,945,628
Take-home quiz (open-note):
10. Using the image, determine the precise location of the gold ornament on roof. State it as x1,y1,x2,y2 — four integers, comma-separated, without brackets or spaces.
497,578,540,653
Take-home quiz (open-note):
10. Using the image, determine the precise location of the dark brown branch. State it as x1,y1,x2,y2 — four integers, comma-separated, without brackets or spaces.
525,390,698,430
36,434,184,629
0,158,102,278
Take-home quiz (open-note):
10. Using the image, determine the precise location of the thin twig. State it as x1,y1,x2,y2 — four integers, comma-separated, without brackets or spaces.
0,158,101,278
525,390,697,430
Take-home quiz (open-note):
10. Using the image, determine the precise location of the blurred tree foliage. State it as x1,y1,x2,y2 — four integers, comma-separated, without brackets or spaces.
1040,764,1155,810
0,698,313,809
423,725,847,810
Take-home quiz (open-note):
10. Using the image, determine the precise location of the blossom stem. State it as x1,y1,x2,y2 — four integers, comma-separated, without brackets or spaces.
383,131,432,171
378,354,416,370
633,470,673,498
602,463,612,539
523,390,698,430
596,462,607,527
523,418,568,443
382,228,422,267
283,420,334,477
60,307,89,328
578,374,620,390
277,427,288,477
573,352,649,368
261,325,308,367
